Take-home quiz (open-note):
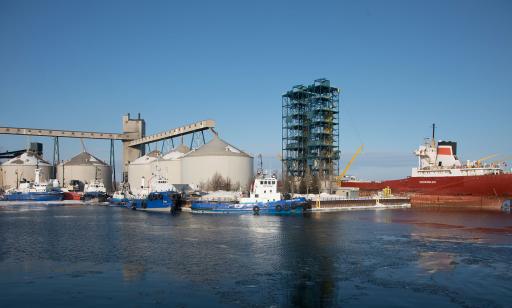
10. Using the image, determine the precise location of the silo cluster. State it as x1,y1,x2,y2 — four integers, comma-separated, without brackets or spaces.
127,136,253,192
127,150,161,193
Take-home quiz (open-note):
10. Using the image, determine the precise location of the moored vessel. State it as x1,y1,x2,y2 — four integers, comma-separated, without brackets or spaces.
130,175,182,213
109,183,134,207
83,179,108,202
341,125,512,197
191,174,307,214
62,180,84,200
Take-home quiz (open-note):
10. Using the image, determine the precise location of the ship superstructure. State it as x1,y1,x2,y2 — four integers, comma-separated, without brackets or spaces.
412,138,502,177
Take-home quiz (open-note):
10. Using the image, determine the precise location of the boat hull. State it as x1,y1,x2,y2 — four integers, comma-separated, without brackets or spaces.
341,174,512,197
2,191,64,201
109,197,131,207
83,192,108,203
130,191,180,213
63,191,83,200
191,198,307,214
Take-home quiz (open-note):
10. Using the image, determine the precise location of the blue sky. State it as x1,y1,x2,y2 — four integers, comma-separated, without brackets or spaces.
1,0,511,180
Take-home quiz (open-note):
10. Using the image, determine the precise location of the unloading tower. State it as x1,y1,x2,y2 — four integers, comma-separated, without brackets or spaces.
282,78,340,192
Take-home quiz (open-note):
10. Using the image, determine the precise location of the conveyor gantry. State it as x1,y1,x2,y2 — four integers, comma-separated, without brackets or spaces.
0,115,216,173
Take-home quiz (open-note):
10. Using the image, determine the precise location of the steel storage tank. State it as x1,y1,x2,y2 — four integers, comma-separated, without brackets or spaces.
56,152,113,192
127,150,160,193
181,136,253,190
1,152,53,190
159,144,190,185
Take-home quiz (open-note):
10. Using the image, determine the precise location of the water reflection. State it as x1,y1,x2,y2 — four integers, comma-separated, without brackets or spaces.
280,216,337,307
418,252,457,273
0,205,511,306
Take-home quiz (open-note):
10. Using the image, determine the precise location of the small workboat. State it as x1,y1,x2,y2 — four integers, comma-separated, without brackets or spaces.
83,180,108,202
62,180,84,200
109,183,133,207
130,175,182,213
191,174,307,214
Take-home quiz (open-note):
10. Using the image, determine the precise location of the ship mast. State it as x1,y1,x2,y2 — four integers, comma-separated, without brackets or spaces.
431,123,436,147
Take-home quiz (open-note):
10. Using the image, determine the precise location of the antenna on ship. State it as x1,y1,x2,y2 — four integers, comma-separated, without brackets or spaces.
431,123,436,146
257,154,263,176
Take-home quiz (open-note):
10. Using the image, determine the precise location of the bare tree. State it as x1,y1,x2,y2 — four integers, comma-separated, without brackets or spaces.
208,172,225,191
223,177,232,191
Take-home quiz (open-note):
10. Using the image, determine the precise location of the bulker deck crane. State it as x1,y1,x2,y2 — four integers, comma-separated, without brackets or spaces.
337,144,364,182
475,153,499,167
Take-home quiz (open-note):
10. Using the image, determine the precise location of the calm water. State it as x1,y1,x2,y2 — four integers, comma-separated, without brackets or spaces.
0,204,511,307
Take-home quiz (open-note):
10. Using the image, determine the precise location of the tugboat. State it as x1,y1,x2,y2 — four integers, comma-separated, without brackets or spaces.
130,175,182,213
191,174,307,214
1,168,64,201
109,183,134,207
62,180,84,200
83,179,108,202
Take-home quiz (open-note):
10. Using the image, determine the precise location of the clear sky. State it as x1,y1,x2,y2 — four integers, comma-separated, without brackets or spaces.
1,0,511,180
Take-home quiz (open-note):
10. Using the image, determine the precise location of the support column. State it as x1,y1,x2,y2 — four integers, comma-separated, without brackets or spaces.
122,114,145,178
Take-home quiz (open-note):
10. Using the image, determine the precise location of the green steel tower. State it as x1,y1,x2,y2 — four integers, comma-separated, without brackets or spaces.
282,78,340,193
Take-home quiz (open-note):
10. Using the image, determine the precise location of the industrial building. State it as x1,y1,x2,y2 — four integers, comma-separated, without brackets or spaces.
126,136,253,192
127,150,161,193
56,151,113,193
160,144,190,184
0,143,53,190
0,114,254,194
282,78,340,193
181,136,253,190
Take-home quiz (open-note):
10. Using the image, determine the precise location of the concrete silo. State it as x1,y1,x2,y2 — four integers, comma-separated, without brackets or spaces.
159,144,190,185
1,152,53,190
181,136,253,190
56,152,113,192
127,150,160,193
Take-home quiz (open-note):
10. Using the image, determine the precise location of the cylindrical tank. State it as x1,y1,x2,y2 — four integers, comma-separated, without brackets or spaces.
0,152,53,190
56,151,113,192
159,144,190,185
127,150,160,193
181,136,253,190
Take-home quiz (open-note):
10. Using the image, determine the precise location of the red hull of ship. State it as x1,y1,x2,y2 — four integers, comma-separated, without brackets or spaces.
63,192,83,200
341,174,512,197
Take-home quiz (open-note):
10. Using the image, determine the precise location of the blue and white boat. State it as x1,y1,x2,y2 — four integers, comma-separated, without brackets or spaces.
109,184,133,207
191,175,307,214
1,168,64,202
83,180,108,202
130,175,181,213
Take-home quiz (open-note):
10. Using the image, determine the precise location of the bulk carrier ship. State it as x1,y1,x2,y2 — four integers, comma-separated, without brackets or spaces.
341,126,512,197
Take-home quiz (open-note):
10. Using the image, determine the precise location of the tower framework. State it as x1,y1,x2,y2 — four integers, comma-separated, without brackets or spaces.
282,78,340,192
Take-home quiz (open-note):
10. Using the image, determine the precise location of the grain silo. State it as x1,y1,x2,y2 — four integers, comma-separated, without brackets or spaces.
56,152,113,192
127,150,160,192
159,144,189,185
181,136,253,190
1,152,53,190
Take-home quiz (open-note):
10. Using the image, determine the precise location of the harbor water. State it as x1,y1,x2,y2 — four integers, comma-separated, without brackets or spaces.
0,204,511,307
